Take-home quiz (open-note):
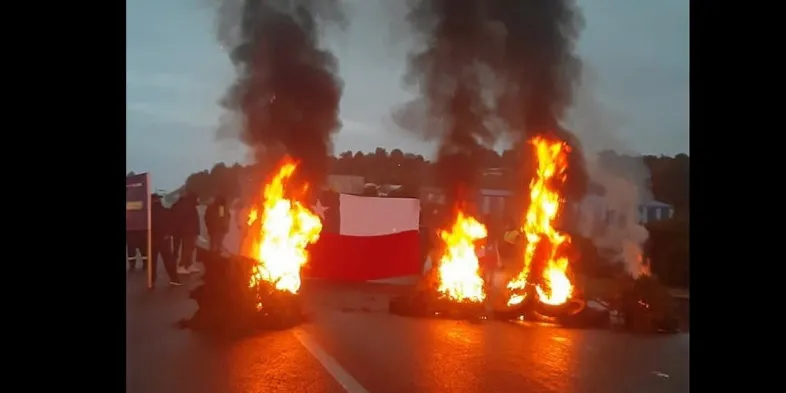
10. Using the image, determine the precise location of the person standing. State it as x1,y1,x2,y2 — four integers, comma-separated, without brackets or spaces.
176,192,201,274
170,195,185,264
499,220,521,270
150,194,182,287
205,195,230,253
126,229,147,271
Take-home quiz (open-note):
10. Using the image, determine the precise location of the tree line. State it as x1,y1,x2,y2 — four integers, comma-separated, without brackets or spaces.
128,146,689,288
170,147,688,215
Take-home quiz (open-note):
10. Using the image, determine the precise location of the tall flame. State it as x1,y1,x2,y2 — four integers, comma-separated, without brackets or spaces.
437,210,488,303
507,136,574,306
245,157,323,298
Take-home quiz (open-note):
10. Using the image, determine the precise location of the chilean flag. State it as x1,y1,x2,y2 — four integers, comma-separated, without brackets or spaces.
305,191,422,281
212,192,422,282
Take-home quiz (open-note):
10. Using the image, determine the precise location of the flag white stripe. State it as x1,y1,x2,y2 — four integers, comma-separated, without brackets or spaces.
338,194,420,237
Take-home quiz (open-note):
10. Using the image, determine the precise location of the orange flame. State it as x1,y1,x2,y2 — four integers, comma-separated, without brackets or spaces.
437,210,488,303
245,157,323,302
507,136,574,306
638,254,652,278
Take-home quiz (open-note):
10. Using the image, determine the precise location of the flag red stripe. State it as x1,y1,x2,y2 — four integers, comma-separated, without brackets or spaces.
305,230,422,281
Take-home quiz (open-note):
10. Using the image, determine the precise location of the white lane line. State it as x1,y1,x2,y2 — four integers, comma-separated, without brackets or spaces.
293,329,370,393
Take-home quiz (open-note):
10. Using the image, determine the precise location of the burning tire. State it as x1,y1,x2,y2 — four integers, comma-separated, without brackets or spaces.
618,276,681,334
389,211,489,322
535,298,586,318
180,247,305,335
180,159,323,336
389,290,487,320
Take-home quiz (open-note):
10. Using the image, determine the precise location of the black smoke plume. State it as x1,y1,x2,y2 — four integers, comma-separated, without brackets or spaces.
217,0,345,188
398,0,587,205
398,0,501,208
491,0,587,200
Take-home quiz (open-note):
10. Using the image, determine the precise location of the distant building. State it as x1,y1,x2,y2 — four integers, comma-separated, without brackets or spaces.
478,189,514,218
419,186,514,218
638,200,675,223
577,194,674,233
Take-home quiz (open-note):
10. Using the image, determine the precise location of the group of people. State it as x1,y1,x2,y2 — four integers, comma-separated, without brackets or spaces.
126,192,231,288
421,215,521,280
477,219,521,283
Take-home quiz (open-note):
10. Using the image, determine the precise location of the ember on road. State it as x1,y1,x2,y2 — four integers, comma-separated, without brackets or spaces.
126,272,689,393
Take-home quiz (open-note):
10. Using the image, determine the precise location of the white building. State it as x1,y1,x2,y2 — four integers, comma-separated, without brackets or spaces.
577,194,674,235
638,200,675,223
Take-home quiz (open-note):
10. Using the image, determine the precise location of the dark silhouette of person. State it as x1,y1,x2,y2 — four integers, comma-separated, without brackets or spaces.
126,229,147,271
478,214,499,285
170,194,185,264
498,219,520,266
149,194,182,287
205,195,230,253
175,192,201,274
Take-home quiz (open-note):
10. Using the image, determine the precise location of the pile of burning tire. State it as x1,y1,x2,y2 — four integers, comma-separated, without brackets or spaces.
388,289,487,321
389,268,680,334
615,275,681,333
178,247,304,335
178,158,318,336
387,277,600,327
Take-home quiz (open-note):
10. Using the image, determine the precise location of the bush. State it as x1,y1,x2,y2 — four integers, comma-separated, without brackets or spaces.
645,218,689,288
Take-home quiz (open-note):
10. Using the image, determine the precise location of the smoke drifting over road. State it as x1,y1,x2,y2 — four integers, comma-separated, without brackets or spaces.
216,0,345,186
569,67,653,277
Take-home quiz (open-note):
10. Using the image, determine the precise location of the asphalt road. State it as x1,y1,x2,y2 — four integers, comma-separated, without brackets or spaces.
127,268,689,393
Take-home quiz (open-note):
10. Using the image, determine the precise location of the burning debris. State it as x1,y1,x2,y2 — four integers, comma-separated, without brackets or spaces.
502,136,582,316
390,209,489,320
244,159,322,305
436,211,487,303
181,158,322,334
191,0,342,335
388,136,620,329
612,272,680,334
389,1,597,323
483,135,591,324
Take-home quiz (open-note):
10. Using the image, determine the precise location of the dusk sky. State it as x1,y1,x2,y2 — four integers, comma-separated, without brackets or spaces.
127,0,689,191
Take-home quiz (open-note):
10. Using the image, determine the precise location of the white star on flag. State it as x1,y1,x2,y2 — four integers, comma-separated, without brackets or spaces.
312,199,329,219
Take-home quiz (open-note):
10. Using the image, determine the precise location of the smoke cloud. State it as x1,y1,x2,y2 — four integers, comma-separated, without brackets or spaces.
394,0,501,206
396,0,652,277
395,0,587,205
570,66,652,277
577,162,651,277
216,0,345,187
490,0,588,202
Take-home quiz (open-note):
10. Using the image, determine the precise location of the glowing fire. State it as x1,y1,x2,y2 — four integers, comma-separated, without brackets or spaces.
507,136,575,306
437,210,488,303
245,158,323,304
638,255,652,278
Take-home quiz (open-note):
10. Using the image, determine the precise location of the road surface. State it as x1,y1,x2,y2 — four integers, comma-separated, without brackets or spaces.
126,269,689,393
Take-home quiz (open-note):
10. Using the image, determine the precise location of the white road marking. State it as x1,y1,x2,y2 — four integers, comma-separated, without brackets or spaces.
652,371,670,379
293,330,370,393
